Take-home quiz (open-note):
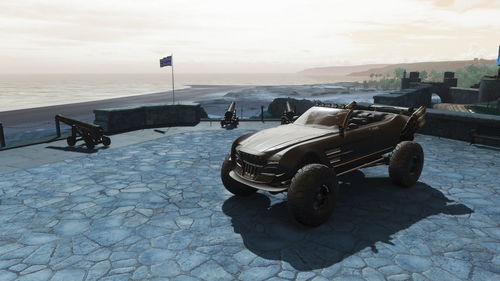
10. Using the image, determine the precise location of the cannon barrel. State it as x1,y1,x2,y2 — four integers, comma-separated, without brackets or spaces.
285,101,293,113
226,101,236,113
221,102,239,128
55,114,103,134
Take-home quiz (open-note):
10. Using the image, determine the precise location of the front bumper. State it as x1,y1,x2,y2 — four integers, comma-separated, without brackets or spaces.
229,171,288,192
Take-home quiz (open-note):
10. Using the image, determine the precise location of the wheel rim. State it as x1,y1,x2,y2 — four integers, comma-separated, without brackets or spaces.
409,155,421,175
313,184,330,211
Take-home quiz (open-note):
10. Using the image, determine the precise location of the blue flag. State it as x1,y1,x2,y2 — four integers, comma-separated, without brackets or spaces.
160,56,172,67
497,46,500,65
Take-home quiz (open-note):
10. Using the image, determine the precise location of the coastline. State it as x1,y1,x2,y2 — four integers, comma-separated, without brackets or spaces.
0,82,382,148
0,84,253,148
0,85,252,125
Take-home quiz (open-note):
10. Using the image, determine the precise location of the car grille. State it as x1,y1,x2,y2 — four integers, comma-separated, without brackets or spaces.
236,150,265,178
242,162,259,177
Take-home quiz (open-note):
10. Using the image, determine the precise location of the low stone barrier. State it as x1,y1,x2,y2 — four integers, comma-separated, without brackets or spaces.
419,108,500,146
449,87,479,104
94,103,202,133
357,102,500,146
373,85,432,108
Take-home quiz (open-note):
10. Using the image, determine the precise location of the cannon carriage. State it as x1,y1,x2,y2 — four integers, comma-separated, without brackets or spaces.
220,102,239,128
55,115,111,149
280,100,298,124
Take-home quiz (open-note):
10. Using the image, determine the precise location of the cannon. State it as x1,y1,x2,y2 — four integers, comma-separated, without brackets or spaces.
55,115,111,149
281,100,298,124
220,102,239,128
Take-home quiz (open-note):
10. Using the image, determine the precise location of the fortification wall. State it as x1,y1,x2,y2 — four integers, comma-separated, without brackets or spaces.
449,87,480,104
94,103,202,133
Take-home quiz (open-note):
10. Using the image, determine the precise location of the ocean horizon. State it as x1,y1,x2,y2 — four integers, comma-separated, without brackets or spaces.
0,73,367,112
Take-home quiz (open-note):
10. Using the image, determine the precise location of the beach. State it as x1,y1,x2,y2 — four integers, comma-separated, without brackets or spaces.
0,85,250,137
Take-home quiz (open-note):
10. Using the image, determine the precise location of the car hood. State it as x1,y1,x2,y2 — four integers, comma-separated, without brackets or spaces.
238,124,336,153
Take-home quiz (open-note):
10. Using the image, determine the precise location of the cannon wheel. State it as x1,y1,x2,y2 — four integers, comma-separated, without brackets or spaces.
67,136,76,146
101,136,111,146
85,141,95,150
82,133,95,149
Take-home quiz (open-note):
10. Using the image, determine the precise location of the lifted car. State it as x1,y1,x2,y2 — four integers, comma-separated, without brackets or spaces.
221,102,426,226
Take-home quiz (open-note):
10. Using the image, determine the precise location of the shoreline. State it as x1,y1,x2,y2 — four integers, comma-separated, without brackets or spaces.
0,82,382,147
0,84,256,114
0,85,252,136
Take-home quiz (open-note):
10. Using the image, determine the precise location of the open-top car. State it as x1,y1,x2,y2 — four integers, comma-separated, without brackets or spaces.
221,102,427,226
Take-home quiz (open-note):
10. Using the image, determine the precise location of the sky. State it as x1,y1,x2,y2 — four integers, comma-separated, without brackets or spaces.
1,0,499,74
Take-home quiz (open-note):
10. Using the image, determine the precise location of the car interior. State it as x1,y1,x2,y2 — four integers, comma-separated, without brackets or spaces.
347,110,394,129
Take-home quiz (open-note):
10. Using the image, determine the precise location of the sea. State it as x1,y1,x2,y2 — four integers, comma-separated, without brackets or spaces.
0,73,366,112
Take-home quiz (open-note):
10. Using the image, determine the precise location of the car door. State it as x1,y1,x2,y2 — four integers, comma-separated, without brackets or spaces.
331,111,395,174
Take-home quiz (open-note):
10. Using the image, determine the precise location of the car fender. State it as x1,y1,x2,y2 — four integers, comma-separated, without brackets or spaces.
230,132,256,158
278,144,332,179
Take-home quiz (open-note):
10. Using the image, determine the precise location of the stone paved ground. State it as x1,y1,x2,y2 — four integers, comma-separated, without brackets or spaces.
0,129,498,281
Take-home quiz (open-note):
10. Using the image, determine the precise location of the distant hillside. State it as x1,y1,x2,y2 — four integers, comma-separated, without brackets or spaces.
299,64,389,76
299,59,497,77
347,59,497,77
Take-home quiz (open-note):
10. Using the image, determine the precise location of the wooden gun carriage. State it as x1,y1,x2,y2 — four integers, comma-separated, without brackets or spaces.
55,115,111,149
220,102,239,128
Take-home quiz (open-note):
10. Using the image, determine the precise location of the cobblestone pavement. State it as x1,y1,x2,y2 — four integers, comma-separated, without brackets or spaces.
0,129,498,281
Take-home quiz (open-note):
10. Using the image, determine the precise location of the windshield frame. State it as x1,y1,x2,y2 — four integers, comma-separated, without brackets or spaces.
293,107,350,130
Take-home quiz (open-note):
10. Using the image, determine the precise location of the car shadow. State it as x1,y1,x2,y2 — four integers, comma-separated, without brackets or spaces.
222,170,473,271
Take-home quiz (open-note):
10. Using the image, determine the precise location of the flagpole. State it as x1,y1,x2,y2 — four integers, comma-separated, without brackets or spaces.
171,54,175,104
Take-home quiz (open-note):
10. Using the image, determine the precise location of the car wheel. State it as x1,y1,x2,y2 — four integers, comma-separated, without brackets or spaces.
221,154,257,196
287,164,338,226
389,141,424,187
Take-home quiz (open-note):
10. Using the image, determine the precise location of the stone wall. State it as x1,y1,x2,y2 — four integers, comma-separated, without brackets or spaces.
419,108,500,146
373,85,432,108
449,87,479,104
94,103,202,133
356,102,500,146
479,77,500,102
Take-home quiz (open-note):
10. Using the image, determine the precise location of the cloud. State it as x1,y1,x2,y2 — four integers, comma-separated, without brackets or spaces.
0,0,499,73
424,0,500,10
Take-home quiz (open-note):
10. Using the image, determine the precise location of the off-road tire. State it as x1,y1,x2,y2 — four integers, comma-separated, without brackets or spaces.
389,141,424,187
287,164,338,226
221,154,257,196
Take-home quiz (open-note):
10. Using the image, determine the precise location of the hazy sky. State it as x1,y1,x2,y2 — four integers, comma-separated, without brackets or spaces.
1,0,499,74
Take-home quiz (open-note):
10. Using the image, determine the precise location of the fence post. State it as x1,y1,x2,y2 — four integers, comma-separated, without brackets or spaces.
0,123,5,148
